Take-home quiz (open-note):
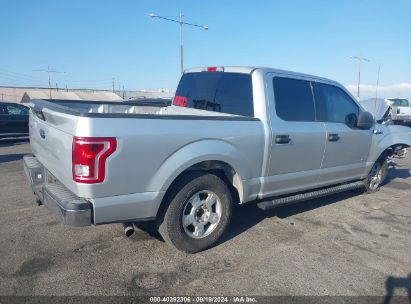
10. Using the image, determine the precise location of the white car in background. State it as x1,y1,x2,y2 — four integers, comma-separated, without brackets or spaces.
385,98,411,126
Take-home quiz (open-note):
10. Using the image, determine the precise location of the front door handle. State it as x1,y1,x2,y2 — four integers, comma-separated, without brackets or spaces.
275,135,291,144
328,133,340,142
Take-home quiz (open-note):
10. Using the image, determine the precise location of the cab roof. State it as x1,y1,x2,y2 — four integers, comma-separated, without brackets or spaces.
184,66,339,85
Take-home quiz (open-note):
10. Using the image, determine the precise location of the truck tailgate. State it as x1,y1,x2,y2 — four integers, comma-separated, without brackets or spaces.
29,107,78,195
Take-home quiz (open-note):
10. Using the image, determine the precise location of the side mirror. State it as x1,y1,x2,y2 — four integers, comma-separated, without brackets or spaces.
357,111,374,129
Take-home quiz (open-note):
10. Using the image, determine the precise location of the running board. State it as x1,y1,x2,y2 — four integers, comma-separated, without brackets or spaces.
257,181,365,211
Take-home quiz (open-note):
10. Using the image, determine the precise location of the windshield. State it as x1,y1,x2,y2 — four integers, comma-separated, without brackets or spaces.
174,72,254,117
388,98,409,106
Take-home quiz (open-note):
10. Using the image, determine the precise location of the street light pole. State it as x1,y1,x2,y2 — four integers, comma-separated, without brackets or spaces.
149,12,208,75
350,56,370,102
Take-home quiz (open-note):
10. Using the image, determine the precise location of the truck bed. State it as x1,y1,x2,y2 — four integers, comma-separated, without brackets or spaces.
30,99,244,118
28,99,265,224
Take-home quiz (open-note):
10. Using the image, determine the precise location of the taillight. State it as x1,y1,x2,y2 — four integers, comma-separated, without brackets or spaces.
72,137,117,184
203,67,224,72
173,95,187,107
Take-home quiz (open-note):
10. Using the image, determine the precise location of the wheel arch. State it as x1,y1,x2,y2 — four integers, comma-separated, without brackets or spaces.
148,139,254,217
368,128,411,165
154,160,243,223
365,142,409,178
377,143,409,162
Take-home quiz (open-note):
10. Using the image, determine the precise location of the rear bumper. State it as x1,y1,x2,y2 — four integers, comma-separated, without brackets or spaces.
23,154,92,227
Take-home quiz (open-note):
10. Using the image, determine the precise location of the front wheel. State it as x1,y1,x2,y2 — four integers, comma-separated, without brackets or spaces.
364,159,388,193
157,172,232,253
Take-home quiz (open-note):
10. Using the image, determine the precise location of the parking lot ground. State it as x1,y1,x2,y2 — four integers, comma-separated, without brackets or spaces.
0,139,410,297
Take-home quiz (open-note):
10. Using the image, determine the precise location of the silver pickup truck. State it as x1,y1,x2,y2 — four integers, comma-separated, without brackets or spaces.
24,66,411,253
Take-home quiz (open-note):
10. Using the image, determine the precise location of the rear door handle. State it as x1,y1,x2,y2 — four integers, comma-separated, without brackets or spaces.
328,133,340,142
275,135,291,144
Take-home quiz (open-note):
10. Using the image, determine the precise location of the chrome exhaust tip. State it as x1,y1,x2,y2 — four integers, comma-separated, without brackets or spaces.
123,222,135,237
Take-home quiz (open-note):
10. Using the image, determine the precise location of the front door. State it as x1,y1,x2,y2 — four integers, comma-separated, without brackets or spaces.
314,82,372,184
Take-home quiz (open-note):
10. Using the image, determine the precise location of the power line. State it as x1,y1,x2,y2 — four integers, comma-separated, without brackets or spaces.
0,69,114,88
149,12,208,74
33,66,66,99
0,72,49,85
0,69,47,82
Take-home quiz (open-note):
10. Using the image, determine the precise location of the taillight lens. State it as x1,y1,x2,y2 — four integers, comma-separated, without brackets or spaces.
173,95,187,107
205,67,224,72
72,137,117,184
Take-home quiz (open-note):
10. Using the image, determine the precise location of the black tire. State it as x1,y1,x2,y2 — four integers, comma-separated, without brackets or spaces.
157,171,232,253
364,158,388,193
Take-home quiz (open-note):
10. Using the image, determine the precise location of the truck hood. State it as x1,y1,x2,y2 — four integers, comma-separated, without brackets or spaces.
360,99,390,121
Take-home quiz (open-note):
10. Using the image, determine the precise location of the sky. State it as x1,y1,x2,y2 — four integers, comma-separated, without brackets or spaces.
0,0,410,99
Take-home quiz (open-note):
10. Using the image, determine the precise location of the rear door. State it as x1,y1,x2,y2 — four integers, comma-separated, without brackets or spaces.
261,75,327,197
314,82,372,184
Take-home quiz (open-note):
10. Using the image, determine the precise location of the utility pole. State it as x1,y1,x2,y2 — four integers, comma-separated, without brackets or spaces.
33,66,65,99
374,63,381,117
350,56,370,102
112,77,115,93
149,12,208,74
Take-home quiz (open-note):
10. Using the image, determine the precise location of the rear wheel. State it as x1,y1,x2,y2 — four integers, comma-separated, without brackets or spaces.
364,158,388,193
157,171,232,253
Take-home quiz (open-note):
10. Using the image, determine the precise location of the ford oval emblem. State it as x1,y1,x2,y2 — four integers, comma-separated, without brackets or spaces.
39,129,46,139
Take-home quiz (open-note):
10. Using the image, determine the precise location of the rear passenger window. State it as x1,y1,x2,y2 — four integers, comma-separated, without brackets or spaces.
175,72,254,117
5,104,28,115
316,83,359,125
273,77,315,121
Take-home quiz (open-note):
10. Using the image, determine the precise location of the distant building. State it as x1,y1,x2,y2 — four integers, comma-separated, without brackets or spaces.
0,86,174,103
20,90,121,103
124,89,175,100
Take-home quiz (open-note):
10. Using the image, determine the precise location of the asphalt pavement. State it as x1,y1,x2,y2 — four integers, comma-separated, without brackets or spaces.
0,139,410,297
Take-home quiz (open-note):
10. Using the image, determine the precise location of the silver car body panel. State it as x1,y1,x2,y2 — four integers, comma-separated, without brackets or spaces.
368,124,411,164
89,191,165,224
318,122,372,184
